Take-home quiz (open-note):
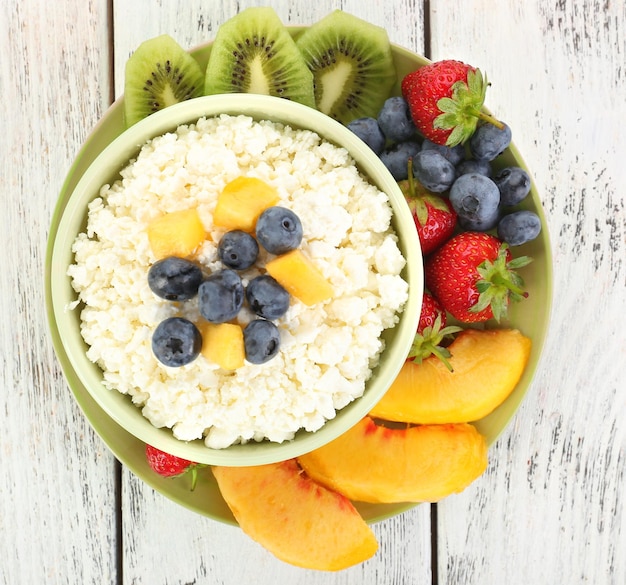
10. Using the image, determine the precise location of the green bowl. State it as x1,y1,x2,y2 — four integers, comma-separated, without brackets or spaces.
48,92,423,467
45,41,552,525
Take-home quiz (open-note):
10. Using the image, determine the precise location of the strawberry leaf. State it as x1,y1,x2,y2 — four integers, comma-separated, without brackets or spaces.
433,68,504,147
407,314,463,371
407,196,429,226
470,244,533,321
401,157,451,226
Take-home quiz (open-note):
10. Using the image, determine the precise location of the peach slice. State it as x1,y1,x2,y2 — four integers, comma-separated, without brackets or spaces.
147,208,206,259
298,417,487,503
213,176,280,232
369,328,532,424
199,322,245,370
212,460,378,571
265,249,334,306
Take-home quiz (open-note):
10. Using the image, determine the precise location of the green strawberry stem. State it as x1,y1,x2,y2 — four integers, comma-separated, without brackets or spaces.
181,463,206,491
472,244,533,321
434,68,504,146
402,158,451,226
189,466,198,491
428,344,456,372
471,108,504,130
407,315,462,372
406,157,416,194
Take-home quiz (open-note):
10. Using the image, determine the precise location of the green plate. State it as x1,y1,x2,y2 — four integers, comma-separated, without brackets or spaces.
45,39,552,525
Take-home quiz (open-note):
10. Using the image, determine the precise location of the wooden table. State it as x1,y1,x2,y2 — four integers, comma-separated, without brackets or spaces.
3,1,624,583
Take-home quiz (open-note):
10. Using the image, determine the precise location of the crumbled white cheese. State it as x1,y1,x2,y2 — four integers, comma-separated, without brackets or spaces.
67,114,408,449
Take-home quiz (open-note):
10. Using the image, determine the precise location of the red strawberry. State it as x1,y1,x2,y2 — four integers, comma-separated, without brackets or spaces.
425,232,532,323
408,291,462,371
401,59,503,146
145,444,203,491
417,290,448,332
400,158,456,255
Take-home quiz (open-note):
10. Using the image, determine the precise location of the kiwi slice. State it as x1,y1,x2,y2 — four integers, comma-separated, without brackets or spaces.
124,34,205,127
295,10,396,125
204,7,315,108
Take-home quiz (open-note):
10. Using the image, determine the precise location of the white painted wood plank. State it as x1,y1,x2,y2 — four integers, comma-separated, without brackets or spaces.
430,0,626,583
0,0,119,584
112,1,432,583
3,0,623,583
113,0,426,97
122,471,431,583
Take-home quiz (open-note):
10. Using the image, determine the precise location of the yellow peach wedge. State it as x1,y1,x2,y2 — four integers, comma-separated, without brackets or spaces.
213,176,280,232
298,417,487,503
265,249,333,306
199,322,245,370
369,328,532,424
298,417,487,504
147,208,206,259
212,459,378,571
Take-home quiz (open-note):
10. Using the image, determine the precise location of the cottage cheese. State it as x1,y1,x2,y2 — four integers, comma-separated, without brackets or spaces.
68,114,409,449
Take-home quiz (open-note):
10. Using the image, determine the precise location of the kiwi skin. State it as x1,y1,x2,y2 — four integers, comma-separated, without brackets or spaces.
204,7,315,108
124,34,205,127
295,10,397,125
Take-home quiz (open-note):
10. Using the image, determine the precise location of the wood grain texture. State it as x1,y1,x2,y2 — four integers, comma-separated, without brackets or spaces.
431,1,626,583
121,471,431,583
0,0,118,584
2,0,624,583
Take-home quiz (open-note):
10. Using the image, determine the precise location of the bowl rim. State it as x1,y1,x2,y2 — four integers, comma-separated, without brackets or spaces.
48,92,424,466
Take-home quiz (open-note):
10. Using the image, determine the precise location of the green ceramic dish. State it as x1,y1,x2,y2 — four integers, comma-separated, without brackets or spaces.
49,92,423,467
45,40,552,525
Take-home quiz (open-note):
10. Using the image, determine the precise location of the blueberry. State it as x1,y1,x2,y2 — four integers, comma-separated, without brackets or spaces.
421,139,465,166
346,117,386,155
412,149,456,193
152,317,202,367
218,230,259,270
494,166,531,206
246,275,290,320
458,206,501,232
379,140,421,180
255,207,303,255
147,257,203,301
469,122,512,161
449,173,501,224
377,97,416,143
456,158,492,178
243,319,281,364
198,269,244,323
497,210,542,245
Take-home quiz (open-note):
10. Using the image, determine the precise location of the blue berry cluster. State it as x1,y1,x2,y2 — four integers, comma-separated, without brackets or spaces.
346,96,541,246
149,206,303,367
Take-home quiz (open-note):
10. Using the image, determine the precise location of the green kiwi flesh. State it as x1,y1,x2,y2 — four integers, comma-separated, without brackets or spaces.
295,10,397,125
204,7,315,108
124,34,205,127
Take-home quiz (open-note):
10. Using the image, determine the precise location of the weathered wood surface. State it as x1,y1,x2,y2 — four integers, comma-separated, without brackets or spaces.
1,0,623,583
431,2,625,583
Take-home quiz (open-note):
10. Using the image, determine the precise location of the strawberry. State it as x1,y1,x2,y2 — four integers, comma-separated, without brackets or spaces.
145,444,204,491
417,290,448,332
400,158,456,255
424,232,532,323
407,291,462,371
401,59,503,146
